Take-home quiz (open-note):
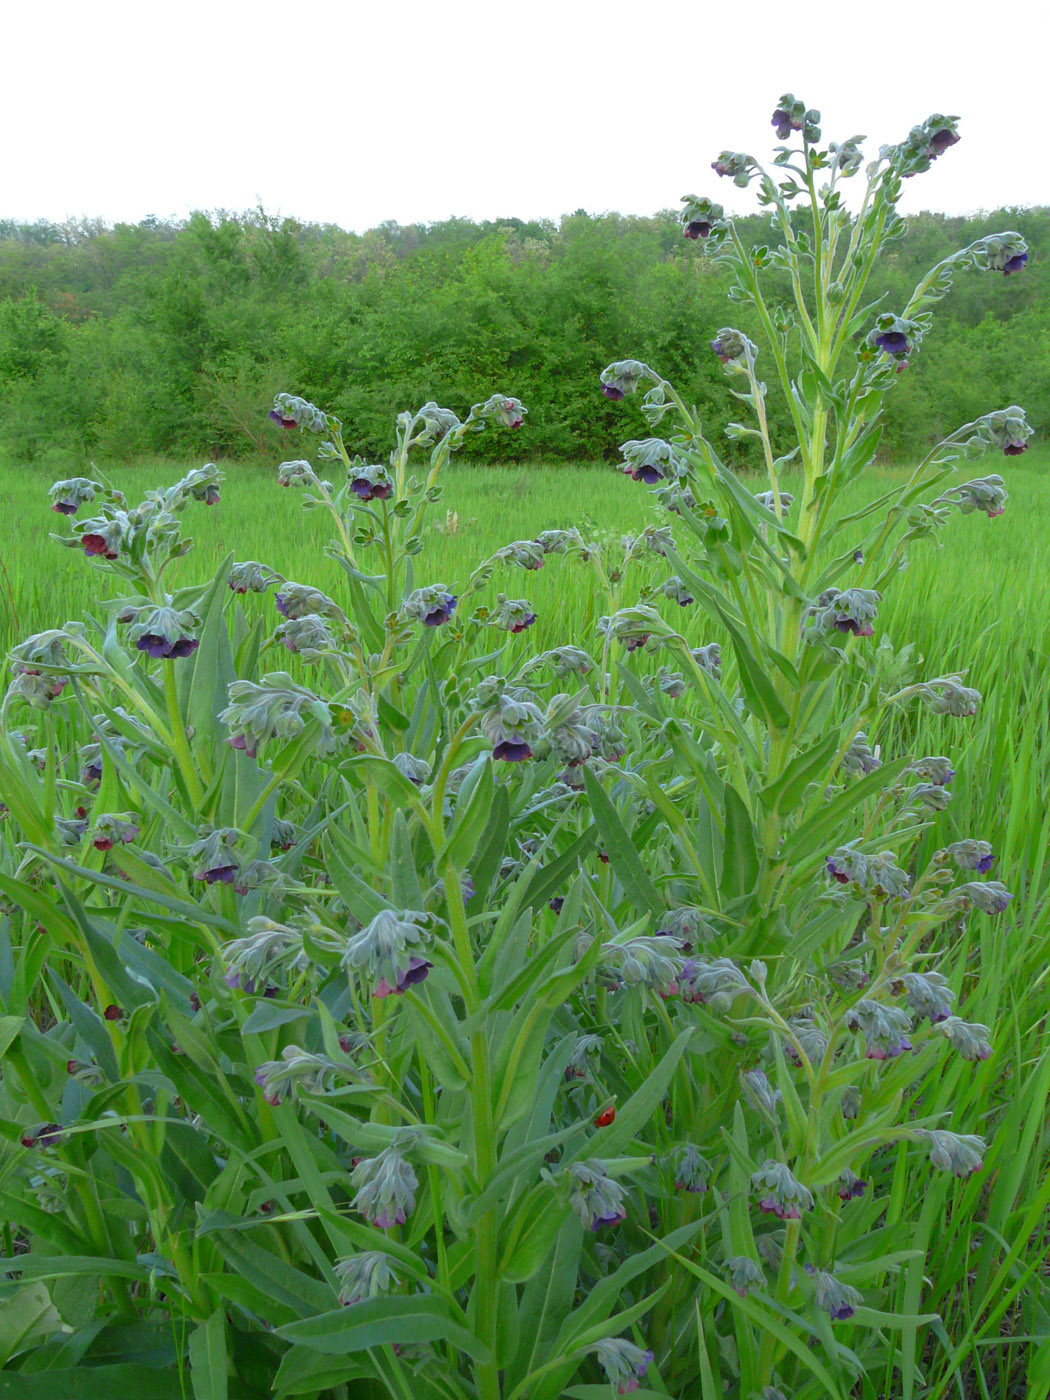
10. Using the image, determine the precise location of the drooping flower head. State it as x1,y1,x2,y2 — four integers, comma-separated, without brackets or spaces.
476,393,527,428
724,1255,765,1297
49,477,103,516
770,93,819,142
566,1160,628,1231
845,999,914,1060
978,405,1033,457
812,1270,863,1322
599,359,651,401
620,437,682,485
341,908,440,998
495,595,537,634
474,677,544,761
591,1338,654,1395
269,392,329,433
750,1159,813,1220
671,1144,712,1194
347,462,394,502
401,584,458,628
919,1128,985,1178
334,1252,401,1306
350,1146,418,1229
710,327,754,364
680,194,726,242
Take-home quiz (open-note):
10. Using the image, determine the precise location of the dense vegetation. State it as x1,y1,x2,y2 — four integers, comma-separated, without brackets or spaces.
0,202,1045,468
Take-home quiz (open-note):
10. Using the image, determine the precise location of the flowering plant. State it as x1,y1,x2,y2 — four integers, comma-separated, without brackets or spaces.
0,94,1031,1399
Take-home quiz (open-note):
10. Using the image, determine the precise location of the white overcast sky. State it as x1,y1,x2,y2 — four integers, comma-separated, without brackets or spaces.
8,0,1045,232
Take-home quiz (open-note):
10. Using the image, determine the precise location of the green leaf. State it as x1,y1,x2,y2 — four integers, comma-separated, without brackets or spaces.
440,754,495,871
716,609,791,731
0,1284,62,1366
0,1014,25,1057
721,783,758,900
240,1002,311,1034
498,1182,568,1282
273,1345,375,1397
471,782,510,899
757,729,841,815
581,768,661,918
0,1367,189,1400
188,1309,228,1400
277,1294,489,1363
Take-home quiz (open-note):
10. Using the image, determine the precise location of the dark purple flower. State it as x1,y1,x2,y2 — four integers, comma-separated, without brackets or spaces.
374,956,433,998
423,595,457,627
866,1036,912,1061
826,856,850,884
136,634,199,659
507,613,537,634
201,864,238,885
976,852,995,874
269,409,298,429
829,1302,856,1321
834,616,874,637
629,464,664,484
350,477,393,502
493,739,533,762
1002,252,1028,275
624,634,651,652
590,1207,627,1231
928,128,960,157
684,220,712,240
228,734,258,758
21,1123,62,1149
81,763,102,785
875,330,910,356
1003,439,1029,456
602,384,625,401
771,108,800,139
51,500,78,515
549,896,565,913
82,533,118,560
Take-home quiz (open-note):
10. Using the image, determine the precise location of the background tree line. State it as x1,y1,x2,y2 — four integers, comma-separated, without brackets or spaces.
0,203,1045,467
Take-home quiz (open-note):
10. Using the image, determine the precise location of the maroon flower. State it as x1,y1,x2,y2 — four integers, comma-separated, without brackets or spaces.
350,476,393,502
136,634,199,659
52,500,78,515
602,385,625,401
928,128,960,157
507,613,537,634
1003,438,1029,456
82,533,119,560
228,734,258,758
684,220,712,240
268,409,298,429
201,864,238,885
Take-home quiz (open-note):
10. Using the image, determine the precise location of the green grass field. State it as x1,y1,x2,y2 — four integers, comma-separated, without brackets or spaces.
4,449,1050,1392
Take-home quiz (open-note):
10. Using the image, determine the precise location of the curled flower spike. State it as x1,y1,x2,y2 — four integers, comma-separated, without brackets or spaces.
935,1016,993,1061
711,151,755,186
842,731,880,777
277,459,320,488
188,827,246,888
475,678,543,761
812,1269,863,1321
603,934,683,997
943,839,994,874
275,613,342,661
350,1146,418,1228
591,1338,654,1395
953,880,1013,914
495,539,546,570
750,1160,813,1220
922,679,981,717
845,1000,914,1060
725,1255,765,1297
919,1128,984,1177
274,583,344,621
671,1144,711,1194
347,462,393,502
341,908,440,998
49,477,102,516
269,392,328,433
710,328,754,364
476,393,526,428
334,1252,401,1306
566,1160,627,1231
680,195,725,241
228,560,282,594
599,359,651,401
620,437,681,484
565,1032,603,1080
402,584,458,628
221,916,314,993
937,475,1008,518
91,814,139,852
495,595,537,634
978,405,1032,456
679,957,751,1008
892,970,954,1024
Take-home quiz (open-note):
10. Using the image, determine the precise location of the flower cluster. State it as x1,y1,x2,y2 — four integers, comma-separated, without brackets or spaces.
750,1160,813,1220
566,1160,628,1231
341,908,439,998
350,1145,418,1229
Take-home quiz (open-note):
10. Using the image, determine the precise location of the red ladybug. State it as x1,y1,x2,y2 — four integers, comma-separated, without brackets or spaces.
594,1106,616,1128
